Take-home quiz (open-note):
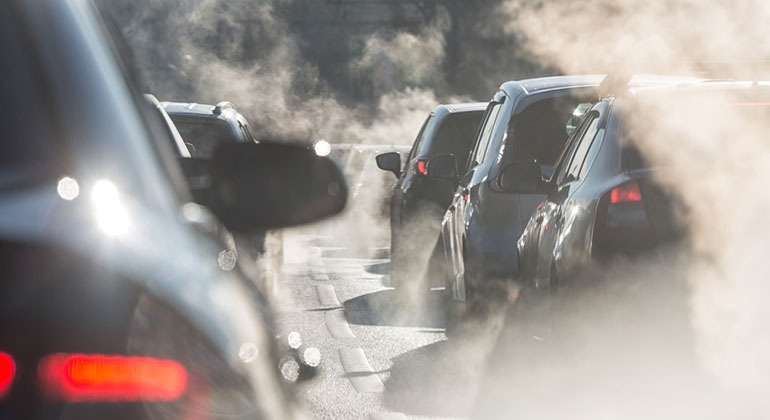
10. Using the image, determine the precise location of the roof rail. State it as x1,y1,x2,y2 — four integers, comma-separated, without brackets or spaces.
213,101,234,115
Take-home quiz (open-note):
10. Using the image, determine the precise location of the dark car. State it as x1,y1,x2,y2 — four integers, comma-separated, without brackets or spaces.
0,1,346,418
427,77,600,319
513,78,767,339
375,103,486,289
163,100,285,282
161,101,257,158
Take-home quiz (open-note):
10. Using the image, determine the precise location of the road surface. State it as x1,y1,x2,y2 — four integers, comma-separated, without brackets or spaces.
275,224,503,420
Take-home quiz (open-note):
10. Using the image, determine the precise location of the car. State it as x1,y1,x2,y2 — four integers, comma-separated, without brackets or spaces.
375,103,487,290
0,1,346,418
513,77,767,340
161,101,257,158
162,100,284,285
426,76,600,323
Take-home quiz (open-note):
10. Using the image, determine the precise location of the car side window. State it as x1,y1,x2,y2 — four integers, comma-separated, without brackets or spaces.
554,111,594,185
563,113,600,183
407,115,432,163
470,102,502,167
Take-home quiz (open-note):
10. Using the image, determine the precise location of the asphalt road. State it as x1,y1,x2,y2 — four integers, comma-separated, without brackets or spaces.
275,223,503,420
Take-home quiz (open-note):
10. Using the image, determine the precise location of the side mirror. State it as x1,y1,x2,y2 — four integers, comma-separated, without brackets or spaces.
426,154,458,180
498,161,542,193
187,142,347,232
375,152,401,178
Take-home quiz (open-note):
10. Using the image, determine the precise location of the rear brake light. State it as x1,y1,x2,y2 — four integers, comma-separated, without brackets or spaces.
417,160,428,176
0,352,14,399
610,182,642,204
39,354,187,402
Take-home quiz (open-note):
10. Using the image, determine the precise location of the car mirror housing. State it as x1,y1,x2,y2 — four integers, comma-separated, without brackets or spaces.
498,161,542,194
375,152,401,177
426,154,458,180
183,142,348,232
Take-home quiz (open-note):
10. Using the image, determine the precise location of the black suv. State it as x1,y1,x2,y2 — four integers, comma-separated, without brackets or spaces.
376,103,486,289
162,101,257,158
0,1,345,418
428,76,600,317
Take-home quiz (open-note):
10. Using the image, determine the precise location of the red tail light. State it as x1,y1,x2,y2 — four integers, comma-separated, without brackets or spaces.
417,160,428,176
39,354,187,402
0,352,14,399
610,182,642,204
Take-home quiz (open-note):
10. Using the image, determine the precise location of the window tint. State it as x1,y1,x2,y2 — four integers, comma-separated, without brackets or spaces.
171,117,234,158
471,103,502,166
564,114,600,181
427,111,485,173
407,115,432,163
505,97,594,179
554,111,594,185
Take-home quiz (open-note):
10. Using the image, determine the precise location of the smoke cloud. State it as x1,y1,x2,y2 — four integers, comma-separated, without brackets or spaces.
103,0,770,418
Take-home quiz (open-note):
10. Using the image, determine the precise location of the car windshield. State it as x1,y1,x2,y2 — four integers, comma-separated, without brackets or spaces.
171,117,234,158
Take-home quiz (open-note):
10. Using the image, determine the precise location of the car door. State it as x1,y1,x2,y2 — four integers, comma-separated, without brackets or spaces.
445,98,505,298
534,108,604,290
392,115,431,234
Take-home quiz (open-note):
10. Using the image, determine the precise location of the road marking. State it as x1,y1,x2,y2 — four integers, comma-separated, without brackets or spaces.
369,413,407,420
325,309,355,338
338,348,384,393
316,284,341,306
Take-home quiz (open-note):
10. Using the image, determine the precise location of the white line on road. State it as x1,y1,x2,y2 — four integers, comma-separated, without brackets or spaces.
316,284,341,306
338,348,385,393
325,309,355,339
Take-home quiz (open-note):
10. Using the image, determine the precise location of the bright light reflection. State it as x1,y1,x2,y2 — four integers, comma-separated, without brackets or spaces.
279,357,300,382
302,347,321,367
57,177,80,201
287,332,302,349
217,250,237,271
92,180,129,236
314,140,331,157
238,342,259,363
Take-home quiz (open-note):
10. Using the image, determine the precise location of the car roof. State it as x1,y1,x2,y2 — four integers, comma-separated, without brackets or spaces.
161,101,242,123
500,75,605,96
441,102,488,113
628,80,770,97
431,102,487,122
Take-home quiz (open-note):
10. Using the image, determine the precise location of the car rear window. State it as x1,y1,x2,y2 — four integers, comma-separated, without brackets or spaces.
506,97,594,170
170,117,233,158
421,111,484,172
